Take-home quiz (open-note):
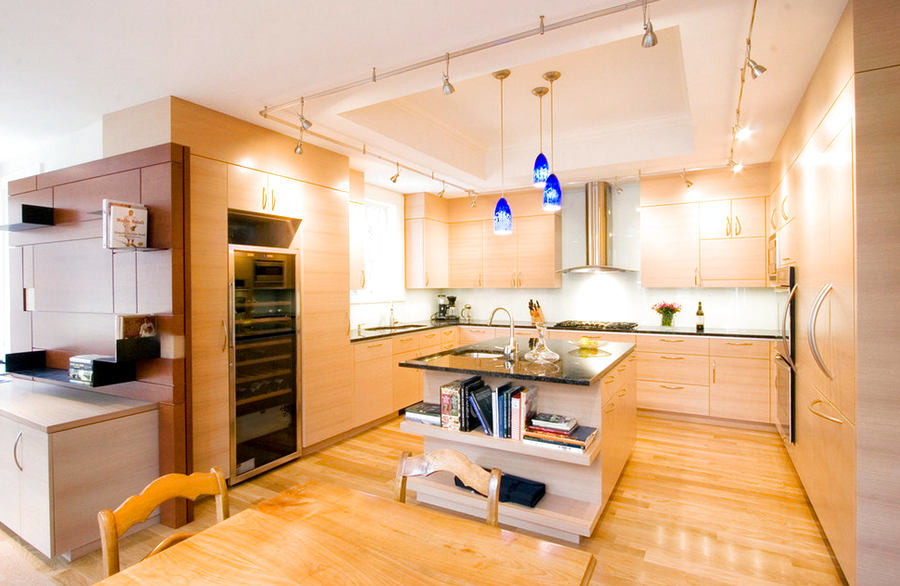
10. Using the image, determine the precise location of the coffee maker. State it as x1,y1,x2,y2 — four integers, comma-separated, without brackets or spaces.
436,294,449,319
433,294,460,321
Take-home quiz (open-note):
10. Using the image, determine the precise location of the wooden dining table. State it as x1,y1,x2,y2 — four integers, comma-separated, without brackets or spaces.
99,479,596,585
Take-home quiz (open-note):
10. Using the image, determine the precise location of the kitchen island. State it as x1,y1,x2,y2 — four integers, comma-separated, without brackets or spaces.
399,336,636,543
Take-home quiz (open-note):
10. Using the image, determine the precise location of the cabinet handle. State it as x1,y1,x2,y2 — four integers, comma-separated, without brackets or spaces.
361,270,366,289
261,187,267,210
694,267,699,286
518,272,523,288
808,283,834,379
605,375,616,383
712,360,716,383
478,272,482,288
511,272,517,288
782,257,793,262
808,399,843,424
221,319,227,352
368,343,383,349
13,432,23,471
400,337,413,342
660,339,684,343
726,342,753,346
425,272,429,287
660,355,684,360
780,197,789,220
771,208,777,229
346,313,350,336
604,402,616,413
660,384,684,390
616,389,627,397
725,216,731,237
271,189,276,210
735,215,742,236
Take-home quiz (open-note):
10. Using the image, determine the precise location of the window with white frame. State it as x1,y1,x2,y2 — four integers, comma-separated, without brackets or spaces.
350,185,404,303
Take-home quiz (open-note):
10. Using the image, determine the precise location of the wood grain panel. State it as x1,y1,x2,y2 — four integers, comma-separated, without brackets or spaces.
448,220,483,288
390,333,420,355
709,337,769,359
639,164,771,207
8,247,32,351
352,339,392,362
636,334,708,355
140,162,182,250
637,352,709,386
52,170,141,224
353,355,393,427
516,214,561,288
855,63,900,585
32,239,113,313
404,192,448,221
32,312,116,357
7,188,52,224
637,380,709,416
8,218,102,248
482,220,517,288
8,175,36,195
548,331,636,344
136,249,176,314
392,349,422,410
731,197,766,238
156,402,189,527
36,144,179,190
700,237,765,284
446,189,546,222
640,203,699,288
113,252,137,314
709,357,769,422
853,0,900,73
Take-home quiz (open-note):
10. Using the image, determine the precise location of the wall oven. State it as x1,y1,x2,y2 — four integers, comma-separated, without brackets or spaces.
773,266,796,443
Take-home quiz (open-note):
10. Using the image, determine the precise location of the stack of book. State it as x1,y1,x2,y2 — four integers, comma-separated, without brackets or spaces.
522,413,598,453
404,402,441,426
431,378,539,439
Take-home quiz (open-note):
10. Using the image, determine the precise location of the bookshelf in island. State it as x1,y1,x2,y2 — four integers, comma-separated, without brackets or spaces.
399,336,636,543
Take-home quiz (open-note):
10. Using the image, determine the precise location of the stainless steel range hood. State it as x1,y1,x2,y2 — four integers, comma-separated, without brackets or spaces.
560,181,639,273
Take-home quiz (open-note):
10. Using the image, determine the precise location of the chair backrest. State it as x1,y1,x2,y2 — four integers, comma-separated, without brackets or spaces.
97,466,229,577
394,449,501,527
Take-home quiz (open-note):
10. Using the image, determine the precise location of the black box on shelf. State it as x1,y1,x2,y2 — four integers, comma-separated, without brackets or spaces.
68,355,136,387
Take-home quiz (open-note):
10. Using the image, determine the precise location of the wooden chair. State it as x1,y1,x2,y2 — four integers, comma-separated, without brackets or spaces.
394,449,501,527
97,466,229,577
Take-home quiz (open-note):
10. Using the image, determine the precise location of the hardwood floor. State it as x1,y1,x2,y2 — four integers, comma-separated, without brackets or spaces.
0,414,844,585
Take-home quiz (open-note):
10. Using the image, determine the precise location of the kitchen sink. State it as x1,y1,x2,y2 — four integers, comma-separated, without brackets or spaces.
363,324,427,331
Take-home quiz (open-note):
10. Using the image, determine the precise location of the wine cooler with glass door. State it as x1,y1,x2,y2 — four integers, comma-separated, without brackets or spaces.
228,245,300,483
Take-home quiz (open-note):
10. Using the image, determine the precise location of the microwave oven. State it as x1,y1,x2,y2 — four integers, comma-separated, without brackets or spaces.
253,259,287,288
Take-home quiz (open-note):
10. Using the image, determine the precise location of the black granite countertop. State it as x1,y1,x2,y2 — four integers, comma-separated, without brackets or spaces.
399,336,634,386
350,320,779,342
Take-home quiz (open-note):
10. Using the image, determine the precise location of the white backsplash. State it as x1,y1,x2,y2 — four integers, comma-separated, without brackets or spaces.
350,289,438,329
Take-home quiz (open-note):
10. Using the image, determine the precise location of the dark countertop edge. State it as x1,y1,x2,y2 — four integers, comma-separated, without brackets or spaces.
351,321,779,342
398,340,634,387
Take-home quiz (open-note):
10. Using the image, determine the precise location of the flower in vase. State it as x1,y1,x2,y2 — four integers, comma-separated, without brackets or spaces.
652,301,681,326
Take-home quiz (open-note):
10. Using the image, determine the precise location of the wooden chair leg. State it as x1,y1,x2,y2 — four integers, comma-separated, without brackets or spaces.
97,508,120,577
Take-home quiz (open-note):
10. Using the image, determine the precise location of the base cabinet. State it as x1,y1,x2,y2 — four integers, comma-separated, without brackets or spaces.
709,356,770,422
352,340,393,427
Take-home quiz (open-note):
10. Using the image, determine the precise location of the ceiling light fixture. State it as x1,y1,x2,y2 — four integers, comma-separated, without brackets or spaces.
681,169,693,189
531,86,550,188
492,69,513,236
293,134,303,155
439,180,446,197
469,190,478,208
390,162,400,183
728,0,764,174
441,53,456,95
542,71,562,212
641,0,658,48
298,97,312,130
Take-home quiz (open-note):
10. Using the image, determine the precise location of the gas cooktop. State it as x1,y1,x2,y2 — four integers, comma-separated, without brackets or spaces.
552,320,639,331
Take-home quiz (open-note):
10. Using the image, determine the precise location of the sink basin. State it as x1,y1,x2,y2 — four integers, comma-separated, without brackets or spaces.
363,324,427,332
453,349,506,359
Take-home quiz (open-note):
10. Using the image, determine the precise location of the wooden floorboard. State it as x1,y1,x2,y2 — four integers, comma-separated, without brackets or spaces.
0,414,844,585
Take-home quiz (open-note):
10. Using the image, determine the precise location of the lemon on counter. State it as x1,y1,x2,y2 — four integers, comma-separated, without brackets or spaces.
577,336,606,349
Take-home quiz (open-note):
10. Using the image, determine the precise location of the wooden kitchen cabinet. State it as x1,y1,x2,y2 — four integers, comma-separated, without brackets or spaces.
699,237,766,286
516,214,562,288
700,198,765,239
349,201,366,290
449,220,484,288
393,348,422,410
482,220,518,288
458,326,498,345
226,164,303,218
709,356,769,422
640,203,699,288
352,340,393,427
405,218,449,288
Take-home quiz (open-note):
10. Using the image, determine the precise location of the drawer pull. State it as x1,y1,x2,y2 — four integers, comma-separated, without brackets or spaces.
616,389,627,397
660,339,684,343
604,375,616,383
368,343,383,349
13,432,23,471
660,384,684,390
660,356,684,360
808,400,843,424
726,342,753,346
604,402,616,413
399,337,413,342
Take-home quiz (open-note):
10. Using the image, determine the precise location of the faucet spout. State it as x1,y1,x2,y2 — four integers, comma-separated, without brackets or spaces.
489,307,517,361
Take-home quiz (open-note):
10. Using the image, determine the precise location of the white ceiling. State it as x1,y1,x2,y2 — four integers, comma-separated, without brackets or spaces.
1,0,847,195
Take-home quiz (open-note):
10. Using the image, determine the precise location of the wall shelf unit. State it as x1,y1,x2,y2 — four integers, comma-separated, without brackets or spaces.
0,204,54,232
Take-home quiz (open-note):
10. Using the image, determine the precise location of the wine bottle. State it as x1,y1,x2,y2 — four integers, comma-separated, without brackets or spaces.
696,301,704,332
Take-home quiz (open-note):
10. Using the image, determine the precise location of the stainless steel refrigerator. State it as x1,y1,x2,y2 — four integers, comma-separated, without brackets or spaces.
228,245,300,483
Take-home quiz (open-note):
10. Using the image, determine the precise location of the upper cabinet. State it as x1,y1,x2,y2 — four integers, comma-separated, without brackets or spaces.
640,164,771,288
448,221,484,288
348,170,365,290
227,165,302,219
405,193,449,289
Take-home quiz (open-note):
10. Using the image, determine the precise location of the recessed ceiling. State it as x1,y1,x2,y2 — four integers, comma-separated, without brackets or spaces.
0,0,848,196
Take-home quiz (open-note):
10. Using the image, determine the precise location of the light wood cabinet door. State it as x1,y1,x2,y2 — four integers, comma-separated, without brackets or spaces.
227,165,269,213
188,156,230,474
482,221,518,288
699,200,732,239
640,203,699,288
449,221,484,288
709,356,769,422
637,381,709,415
349,202,366,290
17,425,51,555
405,218,426,288
267,174,304,218
700,237,765,285
393,349,422,411
458,326,497,345
731,198,765,238
0,417,21,533
353,354,393,427
516,214,561,288
423,219,449,288
637,352,709,385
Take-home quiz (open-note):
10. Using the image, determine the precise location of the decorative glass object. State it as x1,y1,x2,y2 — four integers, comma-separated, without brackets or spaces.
652,301,681,327
493,197,512,235
542,173,562,211
532,152,550,188
524,325,559,363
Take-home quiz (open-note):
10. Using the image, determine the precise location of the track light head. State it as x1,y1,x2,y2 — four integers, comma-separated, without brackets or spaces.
735,125,752,142
747,58,767,79
681,169,693,189
298,115,312,130
439,180,446,197
441,74,456,95
390,162,400,183
294,138,303,155
729,159,744,173
641,20,658,48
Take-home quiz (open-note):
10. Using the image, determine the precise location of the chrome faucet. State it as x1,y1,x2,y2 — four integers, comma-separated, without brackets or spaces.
389,302,397,327
489,307,517,361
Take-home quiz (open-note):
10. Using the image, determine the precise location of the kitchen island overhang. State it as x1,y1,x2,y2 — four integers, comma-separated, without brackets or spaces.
398,336,636,543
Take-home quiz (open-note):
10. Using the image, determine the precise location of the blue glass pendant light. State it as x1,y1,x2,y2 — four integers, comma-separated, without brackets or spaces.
541,71,563,212
493,69,513,235
533,152,550,188
542,173,562,211
493,196,513,235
